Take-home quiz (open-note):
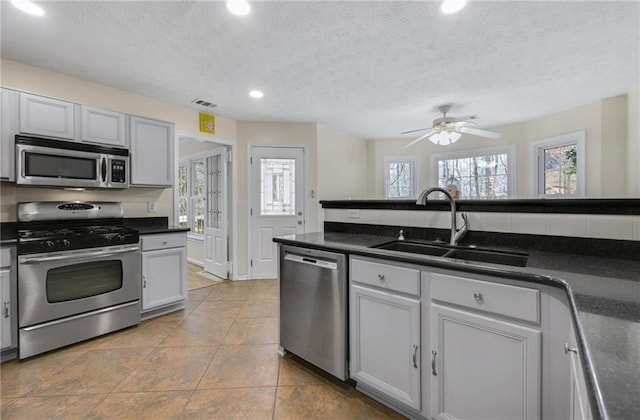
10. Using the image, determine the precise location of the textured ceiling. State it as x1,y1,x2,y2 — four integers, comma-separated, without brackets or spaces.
1,1,638,140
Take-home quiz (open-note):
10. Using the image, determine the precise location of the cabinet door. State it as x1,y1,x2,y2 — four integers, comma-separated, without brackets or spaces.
568,329,592,420
0,89,18,181
350,284,421,410
0,269,12,350
141,247,186,311
80,105,126,147
129,116,174,187
19,92,75,139
430,304,541,420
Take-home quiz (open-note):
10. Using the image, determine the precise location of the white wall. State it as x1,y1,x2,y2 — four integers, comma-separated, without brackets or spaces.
628,82,640,196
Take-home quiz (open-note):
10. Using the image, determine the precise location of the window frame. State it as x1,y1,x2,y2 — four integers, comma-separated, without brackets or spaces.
530,131,585,198
383,155,420,199
178,154,211,241
430,145,517,199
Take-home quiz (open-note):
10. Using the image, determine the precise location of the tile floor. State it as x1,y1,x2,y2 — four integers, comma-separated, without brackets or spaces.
0,272,404,419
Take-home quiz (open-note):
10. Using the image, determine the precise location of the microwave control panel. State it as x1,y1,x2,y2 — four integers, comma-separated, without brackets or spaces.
111,159,127,183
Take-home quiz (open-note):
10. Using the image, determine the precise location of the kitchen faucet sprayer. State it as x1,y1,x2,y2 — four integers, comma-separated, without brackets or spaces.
416,187,468,246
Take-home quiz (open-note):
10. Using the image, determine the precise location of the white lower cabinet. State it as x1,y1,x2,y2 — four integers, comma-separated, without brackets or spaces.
429,303,541,420
350,257,421,412
141,233,187,315
568,326,593,420
0,269,12,349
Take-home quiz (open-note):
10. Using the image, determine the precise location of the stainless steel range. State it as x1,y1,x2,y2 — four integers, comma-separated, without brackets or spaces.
17,201,141,359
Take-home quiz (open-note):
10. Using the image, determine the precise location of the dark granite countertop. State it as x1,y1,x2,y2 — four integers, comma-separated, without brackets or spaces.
273,231,640,420
122,217,189,235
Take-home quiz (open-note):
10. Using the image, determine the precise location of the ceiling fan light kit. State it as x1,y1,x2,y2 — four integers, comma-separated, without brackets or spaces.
402,104,501,148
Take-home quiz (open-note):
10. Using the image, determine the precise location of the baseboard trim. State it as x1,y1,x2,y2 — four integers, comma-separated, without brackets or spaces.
187,257,204,267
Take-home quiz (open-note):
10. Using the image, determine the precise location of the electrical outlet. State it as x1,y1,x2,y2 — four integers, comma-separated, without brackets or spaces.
347,209,360,219
147,201,157,213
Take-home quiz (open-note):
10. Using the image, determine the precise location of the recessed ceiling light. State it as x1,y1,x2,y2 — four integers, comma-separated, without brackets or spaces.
249,90,264,99
11,0,44,16
440,0,467,15
226,0,251,16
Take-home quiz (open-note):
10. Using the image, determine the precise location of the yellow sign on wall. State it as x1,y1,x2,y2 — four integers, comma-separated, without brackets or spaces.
199,112,216,135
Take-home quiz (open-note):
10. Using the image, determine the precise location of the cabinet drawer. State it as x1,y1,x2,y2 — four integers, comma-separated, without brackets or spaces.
141,233,186,251
351,257,419,296
431,272,540,323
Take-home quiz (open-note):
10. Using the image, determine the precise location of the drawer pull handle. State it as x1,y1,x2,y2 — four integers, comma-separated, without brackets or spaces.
564,343,578,354
412,344,419,369
431,350,437,376
473,292,483,302
377,274,385,281
162,241,168,245
3,301,9,318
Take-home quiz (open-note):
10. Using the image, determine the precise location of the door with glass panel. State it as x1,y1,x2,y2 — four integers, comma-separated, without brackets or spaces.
204,147,228,278
250,146,305,279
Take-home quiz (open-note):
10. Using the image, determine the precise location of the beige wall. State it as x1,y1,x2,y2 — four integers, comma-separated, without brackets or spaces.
316,124,367,198
366,93,637,199
0,59,237,224
628,82,640,196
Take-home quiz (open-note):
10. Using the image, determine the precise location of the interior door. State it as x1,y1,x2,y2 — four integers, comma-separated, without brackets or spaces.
204,147,228,278
250,146,305,279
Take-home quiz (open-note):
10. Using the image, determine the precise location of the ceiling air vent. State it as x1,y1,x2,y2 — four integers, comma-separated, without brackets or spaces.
191,98,218,109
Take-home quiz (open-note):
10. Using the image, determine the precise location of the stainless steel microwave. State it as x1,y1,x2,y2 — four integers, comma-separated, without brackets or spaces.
15,135,129,189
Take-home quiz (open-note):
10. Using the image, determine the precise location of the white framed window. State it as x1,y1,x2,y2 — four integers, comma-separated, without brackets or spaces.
178,157,207,238
430,145,516,199
384,156,419,199
530,131,585,198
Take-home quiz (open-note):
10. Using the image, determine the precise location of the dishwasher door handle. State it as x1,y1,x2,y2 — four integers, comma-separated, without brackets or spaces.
284,253,338,270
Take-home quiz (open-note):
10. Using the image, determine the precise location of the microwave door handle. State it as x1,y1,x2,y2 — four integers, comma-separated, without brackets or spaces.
101,157,107,183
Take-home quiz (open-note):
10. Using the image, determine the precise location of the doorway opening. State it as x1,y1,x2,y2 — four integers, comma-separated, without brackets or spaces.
176,131,234,282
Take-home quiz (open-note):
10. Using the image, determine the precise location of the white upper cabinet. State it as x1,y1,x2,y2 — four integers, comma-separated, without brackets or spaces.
129,116,174,187
79,105,126,147
0,88,18,181
19,92,76,140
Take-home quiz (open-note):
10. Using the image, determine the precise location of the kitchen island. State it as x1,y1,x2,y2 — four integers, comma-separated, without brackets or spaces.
274,229,640,420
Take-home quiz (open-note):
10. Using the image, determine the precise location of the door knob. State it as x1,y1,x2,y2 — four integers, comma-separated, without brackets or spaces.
297,220,303,225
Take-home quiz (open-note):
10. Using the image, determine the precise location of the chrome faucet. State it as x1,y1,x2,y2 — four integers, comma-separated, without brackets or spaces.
416,187,468,246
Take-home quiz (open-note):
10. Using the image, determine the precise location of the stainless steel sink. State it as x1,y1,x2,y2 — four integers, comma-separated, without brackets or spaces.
371,241,528,267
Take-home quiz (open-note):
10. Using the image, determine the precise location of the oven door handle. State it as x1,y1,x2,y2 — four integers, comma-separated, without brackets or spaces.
19,246,140,264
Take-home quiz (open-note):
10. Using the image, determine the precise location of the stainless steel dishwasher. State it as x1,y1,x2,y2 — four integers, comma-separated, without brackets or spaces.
279,244,348,380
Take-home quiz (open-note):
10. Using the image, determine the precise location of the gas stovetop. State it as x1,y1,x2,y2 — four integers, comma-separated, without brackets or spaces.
17,201,139,255
18,224,139,254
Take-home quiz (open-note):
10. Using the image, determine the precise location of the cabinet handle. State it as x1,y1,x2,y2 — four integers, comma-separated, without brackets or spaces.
3,301,9,318
564,343,578,354
143,276,147,288
412,344,419,369
377,274,385,281
431,350,437,376
162,240,168,245
473,292,483,302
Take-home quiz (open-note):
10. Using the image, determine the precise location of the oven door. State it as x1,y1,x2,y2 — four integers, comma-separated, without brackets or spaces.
18,244,141,327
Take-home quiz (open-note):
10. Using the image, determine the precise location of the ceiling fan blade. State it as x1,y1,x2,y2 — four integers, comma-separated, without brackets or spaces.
452,114,478,123
403,129,438,148
451,120,477,127
459,126,501,139
401,127,430,135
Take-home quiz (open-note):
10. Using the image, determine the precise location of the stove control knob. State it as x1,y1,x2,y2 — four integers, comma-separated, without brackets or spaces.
44,240,55,250
116,234,126,242
61,239,71,247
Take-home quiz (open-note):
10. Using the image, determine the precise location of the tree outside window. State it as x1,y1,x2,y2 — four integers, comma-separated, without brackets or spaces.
531,131,585,198
431,146,515,199
384,156,419,199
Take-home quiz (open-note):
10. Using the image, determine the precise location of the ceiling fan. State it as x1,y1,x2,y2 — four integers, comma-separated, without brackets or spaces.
402,104,501,148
